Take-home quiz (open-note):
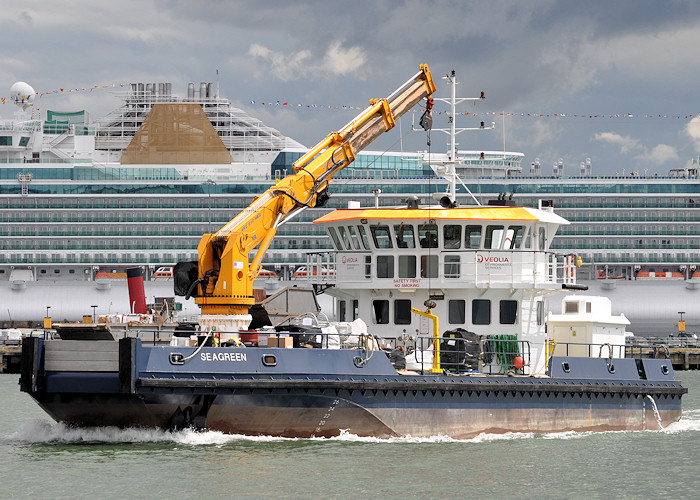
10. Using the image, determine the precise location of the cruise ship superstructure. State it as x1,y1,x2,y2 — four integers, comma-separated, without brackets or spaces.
1,79,699,334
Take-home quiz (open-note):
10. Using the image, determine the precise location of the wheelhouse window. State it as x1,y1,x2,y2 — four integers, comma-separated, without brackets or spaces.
394,299,412,325
472,299,491,325
337,226,352,250
371,225,393,249
394,224,415,248
418,224,438,248
364,255,371,278
372,300,390,324
347,226,361,250
465,225,482,248
484,225,505,249
357,225,370,249
449,299,466,324
504,226,525,249
499,300,518,324
328,227,343,250
443,225,461,249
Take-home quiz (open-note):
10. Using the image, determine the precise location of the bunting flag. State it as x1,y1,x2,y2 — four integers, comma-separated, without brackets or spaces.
250,99,373,112
0,82,125,104
247,100,699,119
460,111,697,120
4,82,697,121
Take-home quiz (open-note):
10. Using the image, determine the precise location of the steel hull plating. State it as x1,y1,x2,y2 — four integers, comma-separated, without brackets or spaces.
30,388,681,439
21,338,685,438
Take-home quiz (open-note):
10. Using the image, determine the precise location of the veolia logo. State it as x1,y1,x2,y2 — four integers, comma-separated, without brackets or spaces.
342,256,358,264
476,254,510,263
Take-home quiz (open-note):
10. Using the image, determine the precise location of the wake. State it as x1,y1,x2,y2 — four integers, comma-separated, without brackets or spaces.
5,412,699,446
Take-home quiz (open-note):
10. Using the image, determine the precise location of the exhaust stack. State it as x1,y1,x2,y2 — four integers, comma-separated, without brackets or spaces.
126,268,147,314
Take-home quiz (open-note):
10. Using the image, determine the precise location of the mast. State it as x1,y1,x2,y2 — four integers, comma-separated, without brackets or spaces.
425,70,494,206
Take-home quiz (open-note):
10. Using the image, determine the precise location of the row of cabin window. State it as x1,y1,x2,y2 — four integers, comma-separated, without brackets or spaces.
360,254,467,279
374,299,517,326
338,298,544,326
328,223,547,252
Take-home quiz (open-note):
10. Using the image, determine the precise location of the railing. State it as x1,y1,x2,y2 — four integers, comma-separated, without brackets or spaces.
301,252,337,282
482,336,532,375
408,335,531,375
549,341,626,359
304,250,578,288
78,327,534,376
161,327,384,354
627,334,700,349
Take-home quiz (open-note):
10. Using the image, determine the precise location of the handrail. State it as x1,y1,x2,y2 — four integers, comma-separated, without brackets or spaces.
305,250,575,287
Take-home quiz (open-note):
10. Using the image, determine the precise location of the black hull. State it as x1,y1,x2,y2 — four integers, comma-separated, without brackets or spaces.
31,379,684,439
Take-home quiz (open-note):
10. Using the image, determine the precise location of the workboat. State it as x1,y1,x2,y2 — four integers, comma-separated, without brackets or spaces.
20,66,686,438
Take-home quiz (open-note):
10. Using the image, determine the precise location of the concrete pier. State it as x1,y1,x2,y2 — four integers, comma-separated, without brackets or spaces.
626,346,700,370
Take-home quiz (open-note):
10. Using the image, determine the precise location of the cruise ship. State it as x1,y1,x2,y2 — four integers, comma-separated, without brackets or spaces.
1,78,698,335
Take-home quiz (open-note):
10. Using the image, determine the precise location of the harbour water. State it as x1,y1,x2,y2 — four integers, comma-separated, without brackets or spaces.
2,372,699,499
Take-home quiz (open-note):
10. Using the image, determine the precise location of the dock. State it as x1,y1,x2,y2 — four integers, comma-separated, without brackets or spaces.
1,346,21,374
626,343,700,370
643,348,700,371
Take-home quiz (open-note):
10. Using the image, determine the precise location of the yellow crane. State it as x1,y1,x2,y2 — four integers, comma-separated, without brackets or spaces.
175,65,436,325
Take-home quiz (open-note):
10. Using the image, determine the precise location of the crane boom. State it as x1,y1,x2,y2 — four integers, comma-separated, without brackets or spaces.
177,65,435,319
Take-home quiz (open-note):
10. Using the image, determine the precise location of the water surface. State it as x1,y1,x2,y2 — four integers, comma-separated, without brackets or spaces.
2,372,698,499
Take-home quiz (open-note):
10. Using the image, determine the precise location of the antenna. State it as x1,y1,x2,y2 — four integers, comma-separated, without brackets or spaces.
414,70,494,206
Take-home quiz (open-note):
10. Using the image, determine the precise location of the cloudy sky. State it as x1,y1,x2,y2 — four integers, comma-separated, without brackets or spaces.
3,0,700,175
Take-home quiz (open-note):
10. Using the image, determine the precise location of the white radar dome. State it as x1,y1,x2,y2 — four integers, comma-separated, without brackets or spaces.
10,82,35,110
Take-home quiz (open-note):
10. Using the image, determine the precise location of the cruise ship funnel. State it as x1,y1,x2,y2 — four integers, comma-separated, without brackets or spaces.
126,268,147,314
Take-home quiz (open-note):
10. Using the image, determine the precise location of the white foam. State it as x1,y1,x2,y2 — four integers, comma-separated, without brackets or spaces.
6,413,698,446
661,409,700,434
320,429,539,444
4,420,296,446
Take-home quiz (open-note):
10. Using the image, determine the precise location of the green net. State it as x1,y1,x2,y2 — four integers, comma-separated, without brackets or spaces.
489,334,521,373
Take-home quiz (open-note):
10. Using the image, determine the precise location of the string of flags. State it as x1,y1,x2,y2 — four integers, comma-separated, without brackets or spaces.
2,82,695,120
466,111,697,119
0,83,126,105
248,101,698,119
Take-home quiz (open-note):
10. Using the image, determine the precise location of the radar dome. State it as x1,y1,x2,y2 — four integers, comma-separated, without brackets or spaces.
10,82,35,110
